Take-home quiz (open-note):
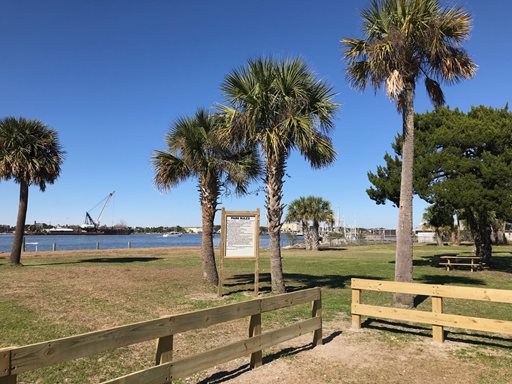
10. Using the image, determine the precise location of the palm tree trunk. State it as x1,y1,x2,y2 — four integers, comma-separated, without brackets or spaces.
199,178,219,285
394,83,415,307
311,221,320,250
266,151,286,293
456,215,461,245
450,227,457,245
498,222,507,245
435,228,443,246
10,180,29,265
301,221,310,250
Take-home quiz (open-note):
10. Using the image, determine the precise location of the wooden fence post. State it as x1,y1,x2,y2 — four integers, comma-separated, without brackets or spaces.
432,296,444,343
0,349,16,383
52,243,57,252
352,288,361,329
154,335,173,365
96,242,100,250
312,290,322,346
248,314,262,368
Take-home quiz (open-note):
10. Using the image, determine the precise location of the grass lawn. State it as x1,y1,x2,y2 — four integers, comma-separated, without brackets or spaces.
1,243,511,383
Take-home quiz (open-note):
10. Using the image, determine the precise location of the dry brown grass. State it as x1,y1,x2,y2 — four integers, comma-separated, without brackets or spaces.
1,245,511,383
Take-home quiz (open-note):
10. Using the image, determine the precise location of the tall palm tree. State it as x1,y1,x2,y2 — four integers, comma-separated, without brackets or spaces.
342,0,476,306
307,196,334,250
221,57,338,293
152,108,260,286
286,197,312,250
0,117,64,265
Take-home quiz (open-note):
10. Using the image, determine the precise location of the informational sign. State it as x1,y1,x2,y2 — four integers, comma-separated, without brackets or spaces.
225,215,257,258
218,208,260,297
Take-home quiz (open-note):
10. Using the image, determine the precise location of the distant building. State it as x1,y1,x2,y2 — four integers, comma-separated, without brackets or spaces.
282,222,301,233
364,228,396,242
184,227,202,234
415,228,436,243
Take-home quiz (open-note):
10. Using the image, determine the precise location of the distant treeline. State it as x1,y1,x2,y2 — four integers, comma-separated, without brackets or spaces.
0,223,270,234
133,225,269,234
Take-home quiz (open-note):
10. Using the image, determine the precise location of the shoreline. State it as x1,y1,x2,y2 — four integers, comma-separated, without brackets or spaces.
0,246,202,259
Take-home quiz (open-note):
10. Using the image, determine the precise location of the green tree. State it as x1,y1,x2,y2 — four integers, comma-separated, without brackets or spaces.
286,197,312,249
417,106,512,264
369,106,512,265
307,196,334,250
221,57,338,293
152,109,260,285
342,0,476,306
0,117,64,265
367,138,403,207
286,196,334,250
422,202,454,246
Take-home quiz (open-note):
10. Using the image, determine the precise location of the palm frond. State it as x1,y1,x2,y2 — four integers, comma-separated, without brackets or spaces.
297,131,336,169
153,108,261,198
425,77,445,107
0,117,65,191
341,0,475,108
385,69,404,100
152,150,191,191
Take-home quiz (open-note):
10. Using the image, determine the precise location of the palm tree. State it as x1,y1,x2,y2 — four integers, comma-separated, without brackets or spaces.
221,57,338,293
152,108,260,286
342,0,476,306
286,197,312,250
307,196,334,250
0,117,64,265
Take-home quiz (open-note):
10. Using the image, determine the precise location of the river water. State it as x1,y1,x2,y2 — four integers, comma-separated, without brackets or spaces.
0,233,294,253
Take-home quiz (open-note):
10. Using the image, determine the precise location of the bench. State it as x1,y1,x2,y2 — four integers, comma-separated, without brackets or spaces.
439,255,482,272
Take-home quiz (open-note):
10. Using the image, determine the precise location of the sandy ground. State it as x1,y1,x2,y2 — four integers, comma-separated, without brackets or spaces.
186,318,509,384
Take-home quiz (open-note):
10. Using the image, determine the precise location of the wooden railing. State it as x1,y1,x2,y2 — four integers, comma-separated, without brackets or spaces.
0,288,322,384
351,278,512,343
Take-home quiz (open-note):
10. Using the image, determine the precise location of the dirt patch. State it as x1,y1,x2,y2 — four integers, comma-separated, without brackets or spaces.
186,319,506,384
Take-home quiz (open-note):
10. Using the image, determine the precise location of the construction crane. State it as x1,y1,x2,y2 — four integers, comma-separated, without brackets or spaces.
81,191,115,232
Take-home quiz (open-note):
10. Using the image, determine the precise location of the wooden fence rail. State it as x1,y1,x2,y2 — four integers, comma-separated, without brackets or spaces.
351,278,512,343
0,288,322,383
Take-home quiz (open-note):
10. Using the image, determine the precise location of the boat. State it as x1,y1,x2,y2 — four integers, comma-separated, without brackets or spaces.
162,232,182,238
46,227,77,235
80,192,133,235
100,227,133,235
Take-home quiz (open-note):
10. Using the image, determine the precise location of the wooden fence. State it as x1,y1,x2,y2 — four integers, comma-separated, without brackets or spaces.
0,288,322,384
351,278,512,342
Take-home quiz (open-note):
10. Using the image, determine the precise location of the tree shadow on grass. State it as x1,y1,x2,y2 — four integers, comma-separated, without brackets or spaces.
389,253,459,268
487,256,512,273
283,247,348,252
28,256,163,266
418,274,486,286
197,330,342,384
222,273,383,296
362,319,512,349
80,257,162,264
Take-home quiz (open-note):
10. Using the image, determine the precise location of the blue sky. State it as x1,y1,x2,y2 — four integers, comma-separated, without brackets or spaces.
0,0,510,228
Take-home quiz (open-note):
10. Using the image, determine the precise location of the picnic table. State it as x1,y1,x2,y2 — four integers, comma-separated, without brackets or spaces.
439,255,482,272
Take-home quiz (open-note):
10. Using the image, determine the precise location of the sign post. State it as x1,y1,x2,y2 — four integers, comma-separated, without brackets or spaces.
218,208,260,297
